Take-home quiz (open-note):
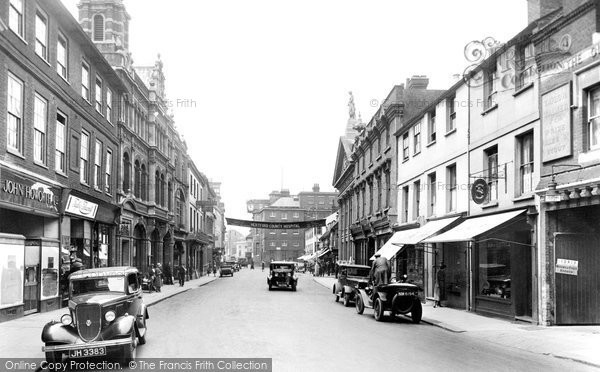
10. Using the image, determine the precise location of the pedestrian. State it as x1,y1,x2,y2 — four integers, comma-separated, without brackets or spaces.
261,261,265,272
213,263,217,277
369,252,391,286
178,264,186,287
334,261,340,279
434,263,447,308
164,263,173,285
154,263,163,292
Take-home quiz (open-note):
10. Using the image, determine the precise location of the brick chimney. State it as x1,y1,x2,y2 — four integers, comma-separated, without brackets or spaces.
527,0,561,24
405,75,429,90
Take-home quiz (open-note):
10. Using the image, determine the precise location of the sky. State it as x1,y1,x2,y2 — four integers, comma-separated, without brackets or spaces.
62,0,528,227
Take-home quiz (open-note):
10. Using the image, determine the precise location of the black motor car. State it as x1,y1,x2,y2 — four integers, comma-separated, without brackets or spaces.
220,263,234,277
267,261,298,291
332,264,371,307
41,267,148,364
354,276,422,323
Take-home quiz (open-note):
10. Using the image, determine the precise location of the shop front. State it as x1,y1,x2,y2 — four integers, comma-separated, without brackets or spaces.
423,209,535,320
0,167,61,321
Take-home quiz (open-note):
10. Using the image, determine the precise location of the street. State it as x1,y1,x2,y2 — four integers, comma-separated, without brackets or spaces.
136,269,594,372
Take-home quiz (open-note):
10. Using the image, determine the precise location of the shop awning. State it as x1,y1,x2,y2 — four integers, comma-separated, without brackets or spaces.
370,216,460,260
318,249,330,258
422,210,526,243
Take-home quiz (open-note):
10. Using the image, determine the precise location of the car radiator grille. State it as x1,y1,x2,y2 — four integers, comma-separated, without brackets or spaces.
76,303,102,342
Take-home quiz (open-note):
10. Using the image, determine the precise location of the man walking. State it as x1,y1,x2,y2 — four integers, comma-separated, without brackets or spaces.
177,264,186,287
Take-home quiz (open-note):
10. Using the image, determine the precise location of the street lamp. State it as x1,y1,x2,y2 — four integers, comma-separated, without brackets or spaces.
544,164,583,203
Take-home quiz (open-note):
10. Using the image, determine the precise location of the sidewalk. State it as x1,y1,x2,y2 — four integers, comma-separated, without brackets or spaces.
0,275,218,358
313,276,600,368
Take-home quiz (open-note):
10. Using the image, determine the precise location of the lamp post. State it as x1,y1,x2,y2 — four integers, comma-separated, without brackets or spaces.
544,164,583,203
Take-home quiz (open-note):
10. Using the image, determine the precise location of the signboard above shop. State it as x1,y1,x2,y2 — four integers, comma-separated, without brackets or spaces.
65,195,98,219
0,168,60,214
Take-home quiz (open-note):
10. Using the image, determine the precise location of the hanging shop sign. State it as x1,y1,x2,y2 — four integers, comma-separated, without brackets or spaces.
226,217,327,229
471,178,489,204
0,169,60,213
65,195,98,219
556,258,578,276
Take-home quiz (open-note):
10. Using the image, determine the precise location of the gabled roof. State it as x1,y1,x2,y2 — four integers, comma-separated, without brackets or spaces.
269,197,300,208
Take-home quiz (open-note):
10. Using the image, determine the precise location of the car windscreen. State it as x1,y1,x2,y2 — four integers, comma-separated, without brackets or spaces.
71,277,125,296
271,264,293,270
347,268,370,277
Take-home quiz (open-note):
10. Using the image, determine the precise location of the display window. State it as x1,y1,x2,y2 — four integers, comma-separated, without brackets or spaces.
478,241,511,300
0,245,24,308
41,245,59,300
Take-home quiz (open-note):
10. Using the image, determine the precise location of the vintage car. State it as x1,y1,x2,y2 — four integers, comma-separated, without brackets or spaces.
267,261,298,291
226,261,239,272
354,275,422,323
333,264,371,307
220,263,234,277
41,267,148,364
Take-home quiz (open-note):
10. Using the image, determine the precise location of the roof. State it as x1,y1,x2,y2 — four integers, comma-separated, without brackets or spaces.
69,266,138,279
339,264,370,269
270,261,295,265
270,197,300,208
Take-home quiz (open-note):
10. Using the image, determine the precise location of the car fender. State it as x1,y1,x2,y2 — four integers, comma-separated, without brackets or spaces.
136,303,149,329
101,314,137,340
377,292,389,303
354,288,370,305
41,321,79,344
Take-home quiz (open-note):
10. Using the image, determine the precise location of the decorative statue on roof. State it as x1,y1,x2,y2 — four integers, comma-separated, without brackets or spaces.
348,91,356,120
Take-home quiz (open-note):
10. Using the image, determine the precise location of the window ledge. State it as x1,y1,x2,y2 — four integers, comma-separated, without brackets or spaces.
376,155,382,161
10,29,28,45
513,194,535,202
513,82,534,97
55,171,68,179
7,148,25,160
368,162,374,169
361,170,366,175
482,201,499,209
34,161,48,170
426,140,436,148
37,54,51,67
413,150,421,157
445,128,457,137
402,158,409,164
481,104,498,116
58,73,70,85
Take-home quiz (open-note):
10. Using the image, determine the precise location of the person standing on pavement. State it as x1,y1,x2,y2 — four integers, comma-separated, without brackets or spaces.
154,263,163,292
177,264,186,287
434,263,447,308
261,261,265,272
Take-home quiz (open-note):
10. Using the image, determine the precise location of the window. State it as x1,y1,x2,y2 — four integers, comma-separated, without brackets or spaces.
35,12,48,60
281,213,287,220
447,97,456,133
33,94,47,164
106,89,113,122
377,175,382,212
485,146,498,202
428,172,436,217
428,110,436,143
361,186,366,218
484,62,498,110
95,77,103,113
123,153,131,193
377,135,381,154
414,181,421,220
55,112,66,173
7,73,23,153
402,133,409,161
414,122,421,154
105,149,112,194
588,87,600,150
93,14,104,41
518,132,534,195
94,140,102,189
318,197,325,205
385,125,390,147
270,242,275,247
447,165,457,212
81,63,90,101
385,171,390,209
9,0,24,37
293,212,299,218
516,43,535,90
368,182,373,215
270,211,276,218
368,146,372,164
57,34,68,79
80,132,90,184
282,241,288,247
281,231,288,235
402,186,409,223
293,230,299,235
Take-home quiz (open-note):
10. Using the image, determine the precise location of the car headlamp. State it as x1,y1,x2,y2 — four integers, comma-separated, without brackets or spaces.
287,272,291,277
105,310,116,322
61,314,72,325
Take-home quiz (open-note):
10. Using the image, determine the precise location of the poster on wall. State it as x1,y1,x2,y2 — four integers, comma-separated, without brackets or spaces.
0,245,24,309
542,84,572,162
41,245,59,300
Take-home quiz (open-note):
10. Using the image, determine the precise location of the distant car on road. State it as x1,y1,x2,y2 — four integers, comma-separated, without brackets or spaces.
220,263,234,277
333,264,371,307
41,267,148,364
226,261,239,272
267,261,298,291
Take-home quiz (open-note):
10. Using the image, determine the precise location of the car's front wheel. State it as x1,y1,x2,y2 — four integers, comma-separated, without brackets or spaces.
121,331,137,364
355,294,365,314
45,351,62,371
374,298,385,322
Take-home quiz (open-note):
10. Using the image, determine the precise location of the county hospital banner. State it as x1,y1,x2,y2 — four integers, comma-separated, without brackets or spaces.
226,218,326,229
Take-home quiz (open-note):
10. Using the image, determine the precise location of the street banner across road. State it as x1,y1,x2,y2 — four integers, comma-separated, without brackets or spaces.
226,217,326,229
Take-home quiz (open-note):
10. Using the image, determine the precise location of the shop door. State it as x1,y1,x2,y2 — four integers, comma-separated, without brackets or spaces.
554,234,600,325
443,243,468,309
24,245,40,315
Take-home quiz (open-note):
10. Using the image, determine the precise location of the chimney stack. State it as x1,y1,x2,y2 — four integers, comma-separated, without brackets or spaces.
527,0,561,24
312,184,320,192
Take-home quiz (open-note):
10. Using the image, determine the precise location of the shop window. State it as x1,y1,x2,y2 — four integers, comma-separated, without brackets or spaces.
518,132,534,195
588,87,600,150
478,241,511,300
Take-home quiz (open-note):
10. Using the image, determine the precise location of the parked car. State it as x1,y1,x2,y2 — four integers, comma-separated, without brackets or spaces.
332,264,371,307
354,275,422,323
267,261,298,291
41,267,148,364
227,261,239,272
220,263,234,277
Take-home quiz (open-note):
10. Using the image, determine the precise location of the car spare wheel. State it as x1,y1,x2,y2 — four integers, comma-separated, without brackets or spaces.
355,294,365,314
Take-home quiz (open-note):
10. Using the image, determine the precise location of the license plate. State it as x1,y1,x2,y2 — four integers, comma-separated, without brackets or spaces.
69,347,106,358
398,292,416,296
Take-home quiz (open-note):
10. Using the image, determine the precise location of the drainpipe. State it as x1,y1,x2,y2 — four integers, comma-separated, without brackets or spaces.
467,82,472,312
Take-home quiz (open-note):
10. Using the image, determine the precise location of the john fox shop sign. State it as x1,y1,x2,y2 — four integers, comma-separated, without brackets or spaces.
0,170,59,213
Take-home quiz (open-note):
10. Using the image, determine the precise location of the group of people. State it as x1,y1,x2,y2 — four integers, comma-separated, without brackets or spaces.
312,260,338,277
145,262,192,291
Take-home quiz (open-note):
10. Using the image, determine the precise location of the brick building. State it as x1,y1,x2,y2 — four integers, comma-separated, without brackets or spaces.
0,0,126,320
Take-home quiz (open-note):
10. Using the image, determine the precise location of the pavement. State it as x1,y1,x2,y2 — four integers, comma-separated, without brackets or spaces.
313,275,600,369
0,275,219,358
